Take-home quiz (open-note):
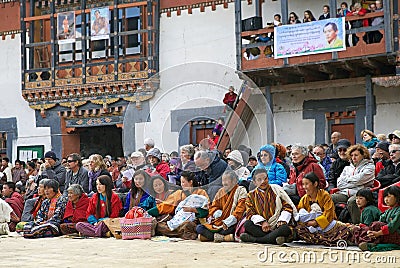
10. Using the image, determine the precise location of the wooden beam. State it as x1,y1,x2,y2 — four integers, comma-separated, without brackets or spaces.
270,77,366,93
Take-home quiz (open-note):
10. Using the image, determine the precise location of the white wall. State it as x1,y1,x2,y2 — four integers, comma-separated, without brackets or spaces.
374,85,400,136
138,4,242,152
0,34,51,160
271,85,365,147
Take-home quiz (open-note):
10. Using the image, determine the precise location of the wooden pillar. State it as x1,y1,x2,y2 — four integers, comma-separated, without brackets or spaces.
50,0,56,88
393,0,399,52
365,75,374,131
61,118,80,157
265,86,274,143
255,0,261,17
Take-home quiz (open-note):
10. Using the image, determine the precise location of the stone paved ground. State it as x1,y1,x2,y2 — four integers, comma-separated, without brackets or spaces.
0,234,399,268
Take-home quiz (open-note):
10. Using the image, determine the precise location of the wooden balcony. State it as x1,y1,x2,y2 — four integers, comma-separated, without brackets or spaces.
240,11,397,86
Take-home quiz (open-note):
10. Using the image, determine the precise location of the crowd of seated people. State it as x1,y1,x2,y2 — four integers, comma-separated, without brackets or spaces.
244,1,384,60
0,129,400,252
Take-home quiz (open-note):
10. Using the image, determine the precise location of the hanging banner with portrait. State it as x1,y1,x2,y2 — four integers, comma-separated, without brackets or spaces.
57,11,76,44
90,7,110,40
274,17,346,59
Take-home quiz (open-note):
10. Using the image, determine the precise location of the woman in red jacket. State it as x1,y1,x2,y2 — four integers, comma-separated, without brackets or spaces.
146,148,170,179
288,145,326,205
76,175,122,237
60,184,89,235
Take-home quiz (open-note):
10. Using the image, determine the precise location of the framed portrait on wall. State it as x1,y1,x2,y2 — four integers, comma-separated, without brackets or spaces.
57,11,76,44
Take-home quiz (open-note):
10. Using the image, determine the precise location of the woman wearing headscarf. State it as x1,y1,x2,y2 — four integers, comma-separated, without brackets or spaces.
249,144,287,186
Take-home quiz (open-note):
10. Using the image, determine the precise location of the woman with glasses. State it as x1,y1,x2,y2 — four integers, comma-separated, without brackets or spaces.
287,12,301,24
288,145,326,205
249,144,287,187
331,144,375,224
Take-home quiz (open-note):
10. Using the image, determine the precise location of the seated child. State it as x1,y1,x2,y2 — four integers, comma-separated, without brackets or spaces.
356,185,400,251
355,189,381,226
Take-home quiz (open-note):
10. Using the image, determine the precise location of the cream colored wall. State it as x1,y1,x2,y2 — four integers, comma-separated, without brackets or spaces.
0,34,51,160
139,4,242,152
374,85,400,136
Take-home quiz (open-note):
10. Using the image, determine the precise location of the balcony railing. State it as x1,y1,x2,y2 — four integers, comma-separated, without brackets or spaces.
240,11,389,72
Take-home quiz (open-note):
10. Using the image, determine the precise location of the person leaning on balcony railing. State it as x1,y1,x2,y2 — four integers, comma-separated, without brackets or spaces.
369,0,384,43
244,36,260,60
288,12,301,24
347,3,369,46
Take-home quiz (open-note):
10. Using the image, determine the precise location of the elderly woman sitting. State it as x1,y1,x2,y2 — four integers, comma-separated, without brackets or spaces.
60,184,89,235
288,145,326,205
331,144,375,224
23,179,67,238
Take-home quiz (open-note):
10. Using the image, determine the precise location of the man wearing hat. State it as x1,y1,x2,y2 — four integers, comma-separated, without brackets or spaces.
376,143,400,187
247,156,258,172
121,151,147,189
41,151,66,193
389,130,400,145
327,139,351,190
372,141,390,176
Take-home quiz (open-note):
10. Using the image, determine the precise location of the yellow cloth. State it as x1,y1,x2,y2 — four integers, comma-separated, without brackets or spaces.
297,189,336,229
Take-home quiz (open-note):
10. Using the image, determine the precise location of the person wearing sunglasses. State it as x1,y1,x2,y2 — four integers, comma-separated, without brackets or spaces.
389,130,400,145
328,139,351,191
63,153,89,196
376,144,400,188
287,12,301,24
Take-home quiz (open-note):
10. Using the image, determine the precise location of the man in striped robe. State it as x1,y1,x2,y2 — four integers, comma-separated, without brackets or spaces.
240,168,297,244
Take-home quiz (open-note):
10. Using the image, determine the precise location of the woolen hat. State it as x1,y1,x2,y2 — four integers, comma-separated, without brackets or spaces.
336,139,351,149
147,148,161,161
389,130,400,140
249,155,257,161
44,151,57,161
227,150,244,166
376,141,390,152
131,151,144,158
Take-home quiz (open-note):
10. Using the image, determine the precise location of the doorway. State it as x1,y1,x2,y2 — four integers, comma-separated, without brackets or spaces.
331,123,356,144
78,125,123,158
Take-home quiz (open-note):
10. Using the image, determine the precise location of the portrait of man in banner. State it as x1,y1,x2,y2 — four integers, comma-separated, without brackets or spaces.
323,22,343,48
91,8,109,40
57,11,75,43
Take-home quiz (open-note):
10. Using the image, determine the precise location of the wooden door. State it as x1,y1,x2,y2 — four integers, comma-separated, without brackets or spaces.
331,123,355,144
196,127,214,145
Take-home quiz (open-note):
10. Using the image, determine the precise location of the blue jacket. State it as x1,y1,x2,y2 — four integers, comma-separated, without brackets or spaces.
124,190,155,214
249,144,287,186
